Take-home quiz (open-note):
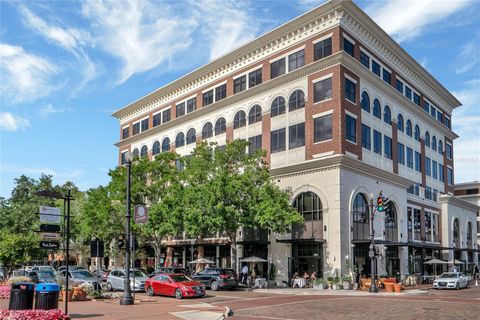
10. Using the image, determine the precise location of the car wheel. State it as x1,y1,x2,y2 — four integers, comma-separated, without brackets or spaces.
456,282,460,290
175,288,183,299
106,282,113,291
147,286,154,296
211,280,219,291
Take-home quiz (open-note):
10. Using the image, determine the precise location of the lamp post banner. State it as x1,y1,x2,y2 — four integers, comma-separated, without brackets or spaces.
134,205,148,224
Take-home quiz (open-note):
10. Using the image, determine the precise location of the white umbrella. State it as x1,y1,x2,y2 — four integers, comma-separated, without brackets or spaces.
189,258,215,264
447,259,464,265
424,259,448,265
240,256,268,263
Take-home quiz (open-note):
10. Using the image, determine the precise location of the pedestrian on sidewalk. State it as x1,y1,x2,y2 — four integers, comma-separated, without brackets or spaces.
474,264,479,280
242,264,249,284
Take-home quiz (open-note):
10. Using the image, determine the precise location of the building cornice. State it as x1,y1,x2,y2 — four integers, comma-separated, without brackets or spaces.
271,154,413,189
340,1,461,113
454,181,480,189
114,52,344,148
439,194,480,212
341,54,459,140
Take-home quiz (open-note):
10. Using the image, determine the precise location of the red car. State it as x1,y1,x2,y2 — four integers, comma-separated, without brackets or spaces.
145,273,205,299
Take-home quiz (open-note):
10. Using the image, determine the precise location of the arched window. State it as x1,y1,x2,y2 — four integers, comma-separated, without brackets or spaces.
397,114,404,132
186,128,196,144
161,137,170,152
175,132,185,148
202,122,213,139
288,90,305,112
133,148,139,158
467,222,473,248
406,119,412,137
383,105,391,124
385,203,398,242
361,91,370,112
291,191,323,240
425,131,430,147
140,145,148,157
414,125,420,141
292,192,322,221
453,219,460,248
152,141,160,155
373,99,381,118
271,96,286,117
248,105,262,124
352,193,369,240
214,117,226,135
233,110,246,129
438,140,443,154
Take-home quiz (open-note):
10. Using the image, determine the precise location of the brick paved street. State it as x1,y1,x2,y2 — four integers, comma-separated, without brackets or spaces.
1,286,479,319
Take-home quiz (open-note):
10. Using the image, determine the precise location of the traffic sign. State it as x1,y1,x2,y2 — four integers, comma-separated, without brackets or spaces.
40,241,59,249
134,205,148,224
39,206,62,224
40,224,60,233
39,233,60,241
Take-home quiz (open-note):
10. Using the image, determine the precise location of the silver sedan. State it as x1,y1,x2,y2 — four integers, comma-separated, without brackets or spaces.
433,272,469,290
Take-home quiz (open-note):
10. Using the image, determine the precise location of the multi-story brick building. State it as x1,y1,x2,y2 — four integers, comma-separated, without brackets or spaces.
112,0,478,282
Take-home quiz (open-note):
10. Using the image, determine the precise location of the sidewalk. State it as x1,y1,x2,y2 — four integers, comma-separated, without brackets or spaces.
250,286,430,296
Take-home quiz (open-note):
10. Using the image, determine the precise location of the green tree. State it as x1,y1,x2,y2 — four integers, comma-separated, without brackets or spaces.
182,140,302,270
0,232,40,276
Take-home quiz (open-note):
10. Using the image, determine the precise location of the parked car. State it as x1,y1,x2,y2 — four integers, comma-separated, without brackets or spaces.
433,272,469,290
148,267,188,278
31,266,56,273
145,273,205,299
106,269,148,292
57,266,88,273
190,268,238,291
28,271,57,283
92,269,110,281
57,269,101,290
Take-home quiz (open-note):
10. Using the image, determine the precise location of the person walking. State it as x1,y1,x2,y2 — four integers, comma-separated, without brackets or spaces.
241,264,249,284
474,264,479,280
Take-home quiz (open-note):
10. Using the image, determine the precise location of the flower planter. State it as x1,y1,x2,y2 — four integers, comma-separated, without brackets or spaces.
393,283,402,293
384,283,394,292
73,288,87,301
313,284,325,290
60,290,73,302
342,281,352,290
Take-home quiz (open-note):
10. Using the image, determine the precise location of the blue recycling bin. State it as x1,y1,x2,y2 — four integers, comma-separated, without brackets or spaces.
34,283,60,310
9,282,35,310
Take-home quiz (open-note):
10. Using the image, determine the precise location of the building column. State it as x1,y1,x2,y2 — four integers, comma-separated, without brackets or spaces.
216,245,220,267
399,246,409,276
165,247,173,267
182,247,186,268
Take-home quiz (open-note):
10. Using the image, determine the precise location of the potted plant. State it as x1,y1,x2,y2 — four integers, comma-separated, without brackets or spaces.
326,277,334,289
60,284,73,302
345,258,359,290
342,275,352,290
332,277,342,290
313,278,326,290
268,263,277,287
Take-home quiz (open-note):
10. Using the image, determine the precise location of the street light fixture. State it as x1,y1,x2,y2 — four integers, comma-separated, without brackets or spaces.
120,151,134,306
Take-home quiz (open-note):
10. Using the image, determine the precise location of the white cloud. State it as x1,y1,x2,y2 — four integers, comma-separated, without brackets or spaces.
452,79,480,183
81,0,197,85
0,163,86,186
18,6,97,93
19,5,92,52
366,0,471,42
0,43,58,103
39,104,71,117
0,112,31,131
455,32,480,74
194,1,258,60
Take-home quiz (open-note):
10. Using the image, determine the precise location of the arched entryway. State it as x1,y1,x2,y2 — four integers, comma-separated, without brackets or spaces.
351,193,371,278
288,191,324,281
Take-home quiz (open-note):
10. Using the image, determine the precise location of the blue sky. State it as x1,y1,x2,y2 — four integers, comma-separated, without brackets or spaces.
1,0,479,197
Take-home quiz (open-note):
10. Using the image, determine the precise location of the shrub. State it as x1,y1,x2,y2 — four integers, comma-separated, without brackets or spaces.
0,309,70,320
6,277,32,285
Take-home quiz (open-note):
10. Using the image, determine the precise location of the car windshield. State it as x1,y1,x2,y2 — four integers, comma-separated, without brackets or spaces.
173,269,185,273
131,271,146,277
38,267,54,271
170,275,191,282
220,269,236,276
37,271,55,277
72,271,93,278
439,273,458,279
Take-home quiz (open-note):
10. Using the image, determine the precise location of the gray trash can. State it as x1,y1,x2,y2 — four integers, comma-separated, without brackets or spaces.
34,283,60,310
9,282,35,310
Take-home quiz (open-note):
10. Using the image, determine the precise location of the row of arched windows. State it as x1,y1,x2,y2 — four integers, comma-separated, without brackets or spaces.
361,91,444,154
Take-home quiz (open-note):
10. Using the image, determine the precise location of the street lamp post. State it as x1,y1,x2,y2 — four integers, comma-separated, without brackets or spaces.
369,198,379,293
120,151,134,306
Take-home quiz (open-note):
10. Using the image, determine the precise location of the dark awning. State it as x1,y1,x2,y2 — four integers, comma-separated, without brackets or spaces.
276,238,326,244
407,242,453,250
351,239,407,246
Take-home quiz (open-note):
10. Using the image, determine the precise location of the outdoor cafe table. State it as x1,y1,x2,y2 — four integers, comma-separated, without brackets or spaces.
421,275,436,284
293,278,306,288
